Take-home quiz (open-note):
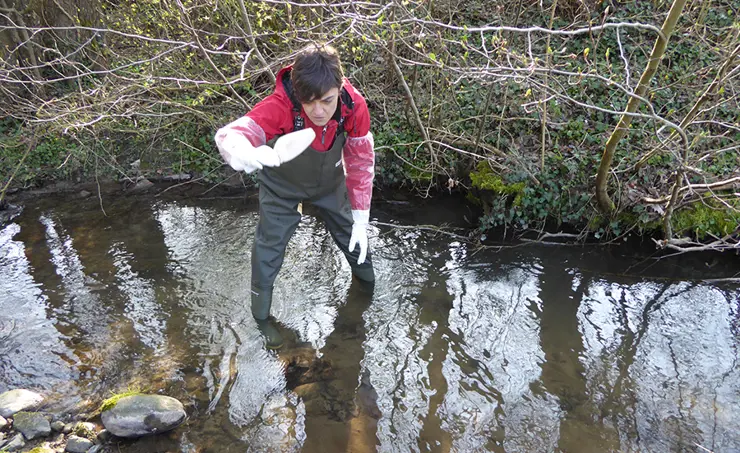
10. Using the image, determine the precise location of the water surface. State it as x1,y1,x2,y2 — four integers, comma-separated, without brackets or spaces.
0,192,738,452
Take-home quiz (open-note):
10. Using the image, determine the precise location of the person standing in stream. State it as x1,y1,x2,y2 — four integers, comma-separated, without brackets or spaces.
214,44,376,349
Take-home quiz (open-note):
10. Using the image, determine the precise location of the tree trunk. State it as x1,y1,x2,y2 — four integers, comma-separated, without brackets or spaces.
594,0,688,214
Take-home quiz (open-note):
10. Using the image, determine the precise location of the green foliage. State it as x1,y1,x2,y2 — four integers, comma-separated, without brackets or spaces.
28,137,77,174
1,0,737,249
171,124,222,181
474,154,594,232
699,149,739,176
373,111,427,186
1,132,88,189
470,161,525,195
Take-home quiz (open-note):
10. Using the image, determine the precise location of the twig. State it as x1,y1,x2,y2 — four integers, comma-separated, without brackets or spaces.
175,0,251,110
237,0,276,84
95,149,107,217
694,443,714,453
372,221,470,240
635,41,740,169
541,0,558,171
387,50,436,166
0,133,36,206
644,177,740,203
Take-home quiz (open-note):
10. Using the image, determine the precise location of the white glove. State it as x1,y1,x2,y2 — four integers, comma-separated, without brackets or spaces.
214,129,280,174
348,209,369,265
273,128,316,164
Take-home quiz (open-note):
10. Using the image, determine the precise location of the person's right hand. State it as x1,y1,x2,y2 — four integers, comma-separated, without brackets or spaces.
215,130,280,174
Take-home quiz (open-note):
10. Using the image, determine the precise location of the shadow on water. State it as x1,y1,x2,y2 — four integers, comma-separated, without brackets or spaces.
0,191,738,452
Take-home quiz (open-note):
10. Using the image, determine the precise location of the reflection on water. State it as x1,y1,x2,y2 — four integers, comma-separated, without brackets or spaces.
0,194,738,452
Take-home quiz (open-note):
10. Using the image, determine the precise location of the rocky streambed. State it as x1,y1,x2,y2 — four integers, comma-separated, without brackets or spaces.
0,389,186,453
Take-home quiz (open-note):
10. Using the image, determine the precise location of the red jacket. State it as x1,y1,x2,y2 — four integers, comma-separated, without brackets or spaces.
240,67,375,211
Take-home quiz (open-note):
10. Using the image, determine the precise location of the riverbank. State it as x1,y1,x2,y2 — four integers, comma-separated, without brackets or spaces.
2,175,738,282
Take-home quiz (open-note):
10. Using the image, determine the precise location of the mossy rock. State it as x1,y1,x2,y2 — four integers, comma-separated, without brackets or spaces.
470,161,525,195
27,445,54,453
672,199,740,239
99,390,144,413
72,421,97,439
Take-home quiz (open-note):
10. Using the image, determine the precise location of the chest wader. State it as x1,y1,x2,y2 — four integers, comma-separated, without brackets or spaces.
250,128,375,327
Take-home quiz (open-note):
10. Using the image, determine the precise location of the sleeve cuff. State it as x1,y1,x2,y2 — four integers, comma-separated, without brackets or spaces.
351,209,370,225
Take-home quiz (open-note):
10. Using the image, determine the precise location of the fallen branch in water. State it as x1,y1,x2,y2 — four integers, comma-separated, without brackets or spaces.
694,443,714,453
372,221,470,241
652,234,740,254
699,277,740,284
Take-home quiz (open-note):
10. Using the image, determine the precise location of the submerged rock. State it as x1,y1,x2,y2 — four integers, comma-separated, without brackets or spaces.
0,389,44,417
282,347,334,389
100,394,186,438
11,411,51,440
28,444,54,453
96,428,112,444
128,178,154,192
66,434,94,452
70,421,97,439
62,422,75,434
0,203,22,225
51,420,66,432
1,432,25,451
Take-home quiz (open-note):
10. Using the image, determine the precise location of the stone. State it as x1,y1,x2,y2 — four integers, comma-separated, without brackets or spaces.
1,433,25,451
163,173,191,181
27,443,54,453
292,382,321,400
51,420,66,432
100,394,186,438
11,411,51,440
96,429,112,444
0,415,7,430
63,422,75,434
0,389,44,417
70,421,97,439
66,435,94,452
129,178,154,192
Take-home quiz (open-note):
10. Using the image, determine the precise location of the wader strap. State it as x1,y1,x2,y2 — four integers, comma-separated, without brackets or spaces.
282,70,304,131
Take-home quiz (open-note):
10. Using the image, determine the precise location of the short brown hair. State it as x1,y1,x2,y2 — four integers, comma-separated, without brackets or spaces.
291,44,344,103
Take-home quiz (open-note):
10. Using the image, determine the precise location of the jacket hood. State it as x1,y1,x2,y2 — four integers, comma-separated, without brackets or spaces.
272,66,295,109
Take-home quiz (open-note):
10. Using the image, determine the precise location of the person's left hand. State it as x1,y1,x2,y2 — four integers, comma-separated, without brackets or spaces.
349,210,369,265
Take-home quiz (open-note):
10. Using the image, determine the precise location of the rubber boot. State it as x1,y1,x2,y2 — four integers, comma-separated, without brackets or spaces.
251,286,283,350
255,317,284,350
352,264,375,285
